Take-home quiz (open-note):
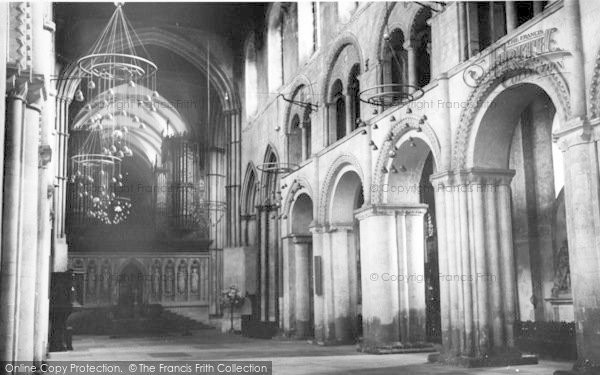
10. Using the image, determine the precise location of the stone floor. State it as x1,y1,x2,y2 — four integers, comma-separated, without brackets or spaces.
50,328,573,375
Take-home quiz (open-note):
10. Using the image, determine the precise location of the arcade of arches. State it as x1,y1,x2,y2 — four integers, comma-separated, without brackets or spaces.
2,2,600,375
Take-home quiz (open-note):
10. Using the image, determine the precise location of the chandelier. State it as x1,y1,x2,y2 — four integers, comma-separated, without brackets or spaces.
70,2,158,224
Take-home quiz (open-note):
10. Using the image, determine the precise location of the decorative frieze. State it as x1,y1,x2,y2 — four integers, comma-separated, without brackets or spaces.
68,253,212,307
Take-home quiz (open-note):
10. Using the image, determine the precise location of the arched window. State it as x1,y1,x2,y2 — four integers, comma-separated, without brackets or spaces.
412,9,432,87
298,2,318,62
303,110,312,159
245,34,258,116
348,64,361,130
288,114,302,165
335,98,346,141
383,29,407,87
331,79,346,142
268,8,285,91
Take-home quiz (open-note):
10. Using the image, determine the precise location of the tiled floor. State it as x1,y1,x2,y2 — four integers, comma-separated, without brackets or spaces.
50,328,573,375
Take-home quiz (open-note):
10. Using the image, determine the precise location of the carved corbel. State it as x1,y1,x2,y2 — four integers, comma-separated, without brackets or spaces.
39,144,52,167
6,74,29,102
26,75,47,112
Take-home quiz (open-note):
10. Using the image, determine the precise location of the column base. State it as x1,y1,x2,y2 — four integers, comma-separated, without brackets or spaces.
358,341,436,354
428,350,538,367
313,338,357,346
555,361,600,375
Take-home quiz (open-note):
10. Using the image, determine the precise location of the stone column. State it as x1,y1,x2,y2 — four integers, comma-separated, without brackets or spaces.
258,206,269,321
345,94,353,136
15,80,44,361
564,0,585,120
292,235,312,338
0,2,8,236
310,224,326,343
323,224,357,344
404,42,417,90
457,3,468,61
0,77,28,362
429,169,533,366
355,208,399,349
326,102,337,144
355,204,429,352
505,1,517,33
300,122,308,161
553,122,600,375
53,96,70,272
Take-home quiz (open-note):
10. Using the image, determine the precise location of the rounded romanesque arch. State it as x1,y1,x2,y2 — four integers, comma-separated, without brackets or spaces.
318,154,365,224
453,55,571,169
320,32,364,105
374,2,424,63
372,117,441,204
283,74,315,128
281,176,314,222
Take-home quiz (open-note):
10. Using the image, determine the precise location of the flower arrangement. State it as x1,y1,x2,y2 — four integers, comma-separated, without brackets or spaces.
221,285,244,332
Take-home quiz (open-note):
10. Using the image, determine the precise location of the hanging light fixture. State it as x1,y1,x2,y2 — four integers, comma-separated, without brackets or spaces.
69,2,158,224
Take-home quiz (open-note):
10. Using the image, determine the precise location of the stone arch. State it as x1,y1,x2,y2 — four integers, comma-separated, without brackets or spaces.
282,176,314,222
320,32,364,105
116,258,146,276
453,56,571,169
288,191,314,235
372,117,441,204
260,144,281,204
318,154,365,224
283,75,315,129
374,2,424,63
241,162,259,215
57,27,239,111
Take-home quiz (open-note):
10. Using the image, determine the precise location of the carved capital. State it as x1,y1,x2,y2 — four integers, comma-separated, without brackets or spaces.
7,74,28,101
355,203,428,221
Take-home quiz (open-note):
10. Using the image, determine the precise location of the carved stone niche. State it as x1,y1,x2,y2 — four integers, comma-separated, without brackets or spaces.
545,241,573,322
544,293,574,322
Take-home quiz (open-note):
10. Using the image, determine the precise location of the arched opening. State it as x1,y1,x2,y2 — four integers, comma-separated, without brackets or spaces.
245,33,258,116
286,193,314,338
469,82,573,356
268,6,285,91
411,8,432,88
117,262,145,319
321,168,363,343
330,79,346,142
303,110,312,159
297,2,317,63
382,28,407,86
376,134,440,345
348,64,361,129
287,114,302,165
241,164,258,247
255,147,282,327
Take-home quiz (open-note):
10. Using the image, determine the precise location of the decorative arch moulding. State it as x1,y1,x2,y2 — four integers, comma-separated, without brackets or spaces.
453,54,571,169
